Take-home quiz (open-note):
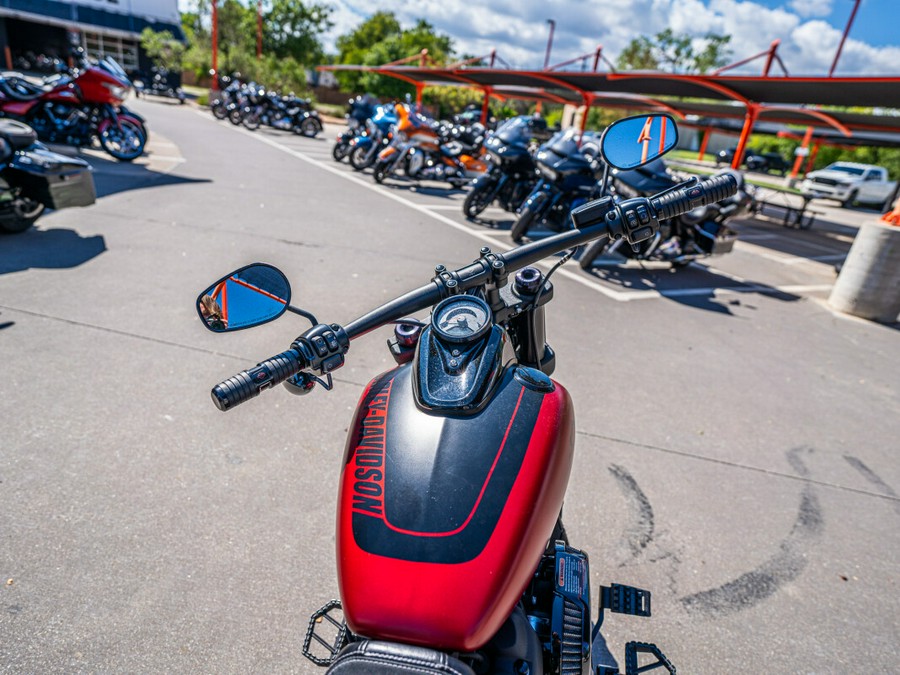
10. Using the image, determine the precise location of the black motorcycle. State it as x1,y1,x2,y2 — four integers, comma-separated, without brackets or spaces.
578,165,752,269
0,119,96,234
509,128,604,243
463,116,544,219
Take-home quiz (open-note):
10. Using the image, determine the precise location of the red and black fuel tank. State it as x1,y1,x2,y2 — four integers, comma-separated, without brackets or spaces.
336,363,575,651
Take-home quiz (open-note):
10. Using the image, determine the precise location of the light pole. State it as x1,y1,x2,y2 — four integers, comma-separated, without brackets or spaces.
543,19,555,70
829,0,862,77
257,0,263,60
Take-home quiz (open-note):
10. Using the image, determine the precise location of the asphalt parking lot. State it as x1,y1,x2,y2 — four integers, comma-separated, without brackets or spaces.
1,98,898,674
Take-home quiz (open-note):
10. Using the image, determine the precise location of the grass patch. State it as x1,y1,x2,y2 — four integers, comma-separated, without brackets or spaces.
668,162,803,195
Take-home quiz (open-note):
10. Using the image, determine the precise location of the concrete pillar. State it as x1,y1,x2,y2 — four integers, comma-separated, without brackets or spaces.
829,222,900,323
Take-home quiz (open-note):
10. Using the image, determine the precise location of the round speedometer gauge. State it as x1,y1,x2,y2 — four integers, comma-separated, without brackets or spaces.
432,295,492,344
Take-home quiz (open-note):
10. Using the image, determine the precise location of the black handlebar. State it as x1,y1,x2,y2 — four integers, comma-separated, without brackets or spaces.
211,173,738,411
212,349,304,411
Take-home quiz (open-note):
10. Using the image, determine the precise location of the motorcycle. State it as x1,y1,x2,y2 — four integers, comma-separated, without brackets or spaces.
463,115,545,219
509,128,604,243
347,105,397,171
133,66,186,104
239,87,323,137
578,164,752,270
0,119,96,234
195,114,738,674
333,95,379,162
0,55,147,161
371,104,480,189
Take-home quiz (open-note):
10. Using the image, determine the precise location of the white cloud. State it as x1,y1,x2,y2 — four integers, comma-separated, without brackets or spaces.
319,0,897,76
788,0,833,18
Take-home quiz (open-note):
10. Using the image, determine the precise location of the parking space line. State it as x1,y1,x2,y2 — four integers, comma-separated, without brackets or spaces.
200,112,834,303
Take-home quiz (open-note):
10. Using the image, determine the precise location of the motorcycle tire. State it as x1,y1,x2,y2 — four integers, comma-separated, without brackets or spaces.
463,180,495,218
578,237,608,270
242,114,260,131
299,118,319,138
228,110,243,126
349,145,374,171
0,199,44,234
211,103,228,120
510,204,539,244
373,160,390,184
99,118,147,162
332,142,350,162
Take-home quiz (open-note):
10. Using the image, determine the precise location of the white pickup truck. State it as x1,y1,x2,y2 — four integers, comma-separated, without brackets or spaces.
800,162,897,209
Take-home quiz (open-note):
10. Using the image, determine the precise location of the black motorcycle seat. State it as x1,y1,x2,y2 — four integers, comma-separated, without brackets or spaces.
327,640,475,675
0,119,37,150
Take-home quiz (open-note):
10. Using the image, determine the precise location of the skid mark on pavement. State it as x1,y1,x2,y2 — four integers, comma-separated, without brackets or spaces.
609,464,655,560
680,447,824,618
844,455,900,516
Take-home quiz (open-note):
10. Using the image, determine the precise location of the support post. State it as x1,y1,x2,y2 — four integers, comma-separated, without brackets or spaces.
762,40,780,76
731,104,759,170
415,83,424,110
789,126,815,182
829,0,862,77
697,127,711,162
481,87,492,125
257,0,263,59
4,45,11,71
211,0,219,78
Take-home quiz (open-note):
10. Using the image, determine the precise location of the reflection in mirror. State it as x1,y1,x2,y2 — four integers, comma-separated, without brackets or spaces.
600,114,678,170
196,263,291,332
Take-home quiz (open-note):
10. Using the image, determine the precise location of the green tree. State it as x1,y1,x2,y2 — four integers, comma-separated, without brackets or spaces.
617,29,731,73
140,28,186,72
333,16,454,98
263,0,333,64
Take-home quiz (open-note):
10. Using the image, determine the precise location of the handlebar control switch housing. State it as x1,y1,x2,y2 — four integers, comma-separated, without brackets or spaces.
292,323,350,375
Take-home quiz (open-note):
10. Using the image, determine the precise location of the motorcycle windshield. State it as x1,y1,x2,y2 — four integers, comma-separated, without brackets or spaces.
98,56,131,86
494,117,537,147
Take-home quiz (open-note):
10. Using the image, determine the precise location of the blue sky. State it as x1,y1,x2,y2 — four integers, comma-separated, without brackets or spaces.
179,1,899,75
320,0,900,75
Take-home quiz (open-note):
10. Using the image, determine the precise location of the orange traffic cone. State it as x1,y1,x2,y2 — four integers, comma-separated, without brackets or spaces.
881,199,900,226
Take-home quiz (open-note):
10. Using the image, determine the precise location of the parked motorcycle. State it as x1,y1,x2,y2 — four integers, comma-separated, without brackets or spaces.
333,95,379,162
0,119,96,234
0,55,147,161
371,104,482,188
578,164,752,270
348,105,397,171
133,66,186,104
509,128,604,243
195,114,737,674
463,115,545,219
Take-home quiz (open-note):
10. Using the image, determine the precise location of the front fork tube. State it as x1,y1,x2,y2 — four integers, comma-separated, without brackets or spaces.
509,303,555,375
105,104,122,132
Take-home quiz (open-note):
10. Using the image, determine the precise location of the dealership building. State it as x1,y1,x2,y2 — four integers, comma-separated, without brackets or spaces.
0,0,183,74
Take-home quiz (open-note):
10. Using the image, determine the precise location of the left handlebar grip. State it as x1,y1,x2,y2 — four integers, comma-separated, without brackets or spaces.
211,349,304,412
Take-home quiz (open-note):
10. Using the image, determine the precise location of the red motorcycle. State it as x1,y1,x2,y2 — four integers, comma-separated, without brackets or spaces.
0,56,147,161
196,115,736,675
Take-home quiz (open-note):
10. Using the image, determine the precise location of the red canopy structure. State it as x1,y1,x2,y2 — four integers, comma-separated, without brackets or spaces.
319,55,900,173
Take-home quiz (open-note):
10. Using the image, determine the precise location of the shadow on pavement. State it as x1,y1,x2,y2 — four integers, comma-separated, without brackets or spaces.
0,227,106,276
85,154,212,199
584,259,802,315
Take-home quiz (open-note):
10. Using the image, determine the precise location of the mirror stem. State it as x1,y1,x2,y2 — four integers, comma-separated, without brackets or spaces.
287,306,319,326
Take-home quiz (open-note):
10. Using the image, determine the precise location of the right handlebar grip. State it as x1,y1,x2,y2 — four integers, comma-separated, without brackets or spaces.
211,349,304,412
652,173,738,221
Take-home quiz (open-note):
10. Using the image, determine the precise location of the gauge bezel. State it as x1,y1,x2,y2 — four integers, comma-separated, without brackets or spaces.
432,295,492,345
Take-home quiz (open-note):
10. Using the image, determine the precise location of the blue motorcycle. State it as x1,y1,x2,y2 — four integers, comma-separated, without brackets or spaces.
348,105,397,171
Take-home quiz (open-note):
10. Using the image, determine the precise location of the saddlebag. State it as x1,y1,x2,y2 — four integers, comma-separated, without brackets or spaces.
9,150,96,210
327,640,475,675
693,221,737,256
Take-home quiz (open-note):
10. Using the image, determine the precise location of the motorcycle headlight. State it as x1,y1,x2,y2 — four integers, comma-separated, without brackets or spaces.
538,164,559,181
102,82,128,100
